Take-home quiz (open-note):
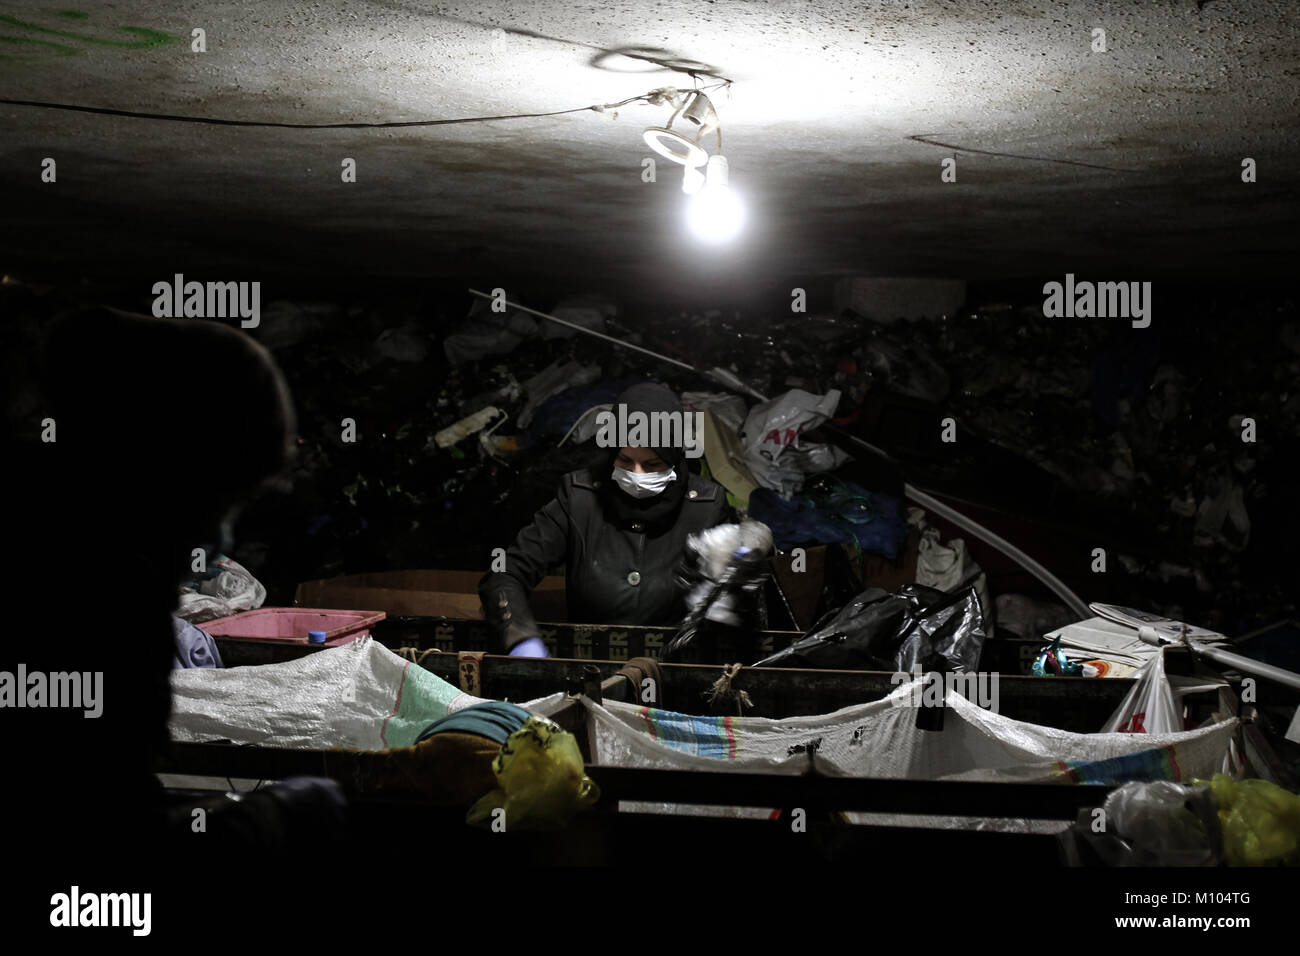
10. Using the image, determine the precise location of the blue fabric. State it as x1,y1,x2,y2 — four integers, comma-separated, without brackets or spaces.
748,480,908,560
171,615,223,669
749,488,852,549
523,376,653,445
416,701,532,745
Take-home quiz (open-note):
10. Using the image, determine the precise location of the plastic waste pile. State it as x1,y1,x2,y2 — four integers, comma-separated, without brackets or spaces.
753,582,987,674
1066,775,1300,866
11,270,1270,632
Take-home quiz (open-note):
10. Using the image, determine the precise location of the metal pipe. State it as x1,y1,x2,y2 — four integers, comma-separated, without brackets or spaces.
1138,627,1300,692
904,483,1090,620
466,288,697,372
1193,645,1300,693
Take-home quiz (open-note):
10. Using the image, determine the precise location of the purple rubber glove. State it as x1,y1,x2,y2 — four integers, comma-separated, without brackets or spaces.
509,637,549,658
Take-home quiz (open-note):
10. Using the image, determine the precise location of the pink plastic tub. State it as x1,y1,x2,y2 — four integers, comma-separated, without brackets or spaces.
198,607,386,647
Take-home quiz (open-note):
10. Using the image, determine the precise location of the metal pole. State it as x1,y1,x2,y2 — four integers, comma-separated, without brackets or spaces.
467,288,697,372
1138,627,1300,692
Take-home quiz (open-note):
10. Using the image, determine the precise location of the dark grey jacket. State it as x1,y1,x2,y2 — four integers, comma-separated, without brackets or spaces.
478,467,730,652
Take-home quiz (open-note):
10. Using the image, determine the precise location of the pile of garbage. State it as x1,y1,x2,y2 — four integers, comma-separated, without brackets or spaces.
4,279,1293,635
1063,775,1300,866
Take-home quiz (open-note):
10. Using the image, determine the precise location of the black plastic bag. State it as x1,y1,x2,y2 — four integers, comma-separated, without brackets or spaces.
752,583,986,673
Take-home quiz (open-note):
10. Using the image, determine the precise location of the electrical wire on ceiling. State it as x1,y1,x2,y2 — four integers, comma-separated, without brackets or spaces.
0,81,731,129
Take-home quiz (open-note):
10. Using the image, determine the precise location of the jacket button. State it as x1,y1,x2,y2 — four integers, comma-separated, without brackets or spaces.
502,610,512,622
593,480,602,488
631,521,644,532
627,571,641,586
497,594,508,608
687,489,698,499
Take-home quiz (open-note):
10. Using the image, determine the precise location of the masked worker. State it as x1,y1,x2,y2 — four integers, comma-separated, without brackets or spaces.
479,381,730,656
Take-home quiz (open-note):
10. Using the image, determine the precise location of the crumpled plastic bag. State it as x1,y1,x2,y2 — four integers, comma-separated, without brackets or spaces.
517,359,601,428
541,294,616,340
664,520,774,658
176,556,267,624
914,516,992,636
1193,475,1251,552
739,388,845,498
467,717,600,830
1207,773,1300,866
1071,775,1300,866
444,293,540,365
372,325,430,364
1092,779,1220,866
681,391,748,433
1101,646,1181,735
752,583,986,673
860,336,950,403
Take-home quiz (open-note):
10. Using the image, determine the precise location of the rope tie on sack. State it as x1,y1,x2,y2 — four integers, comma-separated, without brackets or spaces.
397,646,445,667
706,662,753,716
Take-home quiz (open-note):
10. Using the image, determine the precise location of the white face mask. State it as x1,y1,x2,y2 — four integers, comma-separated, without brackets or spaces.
612,465,677,499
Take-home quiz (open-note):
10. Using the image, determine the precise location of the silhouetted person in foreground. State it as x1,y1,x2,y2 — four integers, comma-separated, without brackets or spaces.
4,306,341,912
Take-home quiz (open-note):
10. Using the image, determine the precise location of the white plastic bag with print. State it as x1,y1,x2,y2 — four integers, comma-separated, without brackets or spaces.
1102,645,1181,735
740,388,844,498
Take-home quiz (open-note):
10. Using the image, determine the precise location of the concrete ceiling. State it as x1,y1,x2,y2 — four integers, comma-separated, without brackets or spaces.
2,0,1298,307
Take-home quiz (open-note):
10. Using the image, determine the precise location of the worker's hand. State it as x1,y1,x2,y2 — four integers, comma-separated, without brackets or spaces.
509,637,549,658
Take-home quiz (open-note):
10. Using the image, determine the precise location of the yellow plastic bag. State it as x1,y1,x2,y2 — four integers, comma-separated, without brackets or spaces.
1206,774,1300,866
466,717,600,831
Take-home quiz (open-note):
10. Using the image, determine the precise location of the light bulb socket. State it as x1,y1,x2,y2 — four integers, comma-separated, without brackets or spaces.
680,92,719,135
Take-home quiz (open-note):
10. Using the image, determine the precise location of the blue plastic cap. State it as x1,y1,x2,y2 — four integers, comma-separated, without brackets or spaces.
308,630,328,644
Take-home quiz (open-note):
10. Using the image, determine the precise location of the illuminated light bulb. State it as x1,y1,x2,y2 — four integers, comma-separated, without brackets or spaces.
686,154,744,243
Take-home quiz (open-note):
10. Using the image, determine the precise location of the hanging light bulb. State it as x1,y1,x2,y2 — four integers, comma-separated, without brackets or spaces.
686,154,745,243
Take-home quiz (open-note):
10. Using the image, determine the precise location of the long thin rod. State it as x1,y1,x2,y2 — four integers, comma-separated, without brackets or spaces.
466,288,696,372
1139,627,1300,693
905,484,1089,620
1192,645,1300,692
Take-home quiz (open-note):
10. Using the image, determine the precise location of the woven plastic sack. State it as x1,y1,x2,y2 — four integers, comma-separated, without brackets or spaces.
169,638,484,750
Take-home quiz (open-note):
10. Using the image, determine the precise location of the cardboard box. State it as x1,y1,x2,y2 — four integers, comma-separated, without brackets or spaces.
858,526,920,592
770,545,828,631
294,569,568,621
770,530,920,631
